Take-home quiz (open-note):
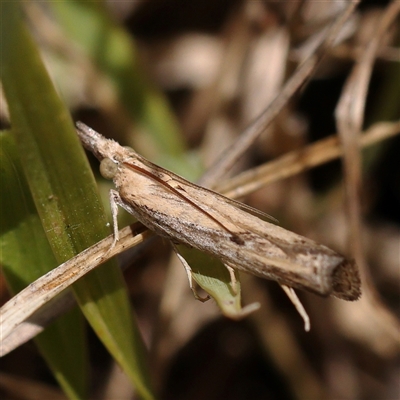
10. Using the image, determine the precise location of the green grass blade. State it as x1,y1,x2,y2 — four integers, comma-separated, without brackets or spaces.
0,132,88,400
0,3,154,399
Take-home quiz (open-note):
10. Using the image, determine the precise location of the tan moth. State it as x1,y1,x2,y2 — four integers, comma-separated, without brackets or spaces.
76,122,361,304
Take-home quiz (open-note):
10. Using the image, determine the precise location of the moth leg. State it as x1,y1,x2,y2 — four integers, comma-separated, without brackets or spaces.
96,189,121,261
171,243,210,302
225,263,238,294
108,189,122,252
280,285,310,332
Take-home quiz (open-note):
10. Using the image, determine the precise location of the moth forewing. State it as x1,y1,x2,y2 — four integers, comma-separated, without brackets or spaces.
76,122,361,302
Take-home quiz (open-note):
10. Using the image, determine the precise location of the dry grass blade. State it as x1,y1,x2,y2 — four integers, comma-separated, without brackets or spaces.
217,120,400,198
199,0,360,187
335,0,400,346
336,0,400,260
0,223,153,356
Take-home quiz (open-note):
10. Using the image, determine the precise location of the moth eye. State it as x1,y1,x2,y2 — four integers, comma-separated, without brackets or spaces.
100,158,118,180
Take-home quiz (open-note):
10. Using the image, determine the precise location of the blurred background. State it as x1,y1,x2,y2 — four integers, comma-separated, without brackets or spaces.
1,1,399,399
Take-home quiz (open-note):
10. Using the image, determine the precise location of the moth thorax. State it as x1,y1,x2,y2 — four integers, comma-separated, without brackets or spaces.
100,158,118,180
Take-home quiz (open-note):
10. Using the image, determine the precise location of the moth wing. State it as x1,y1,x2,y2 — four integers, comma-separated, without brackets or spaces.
135,155,278,223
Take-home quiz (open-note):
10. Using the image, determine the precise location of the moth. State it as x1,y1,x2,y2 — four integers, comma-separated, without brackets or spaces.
76,122,361,302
